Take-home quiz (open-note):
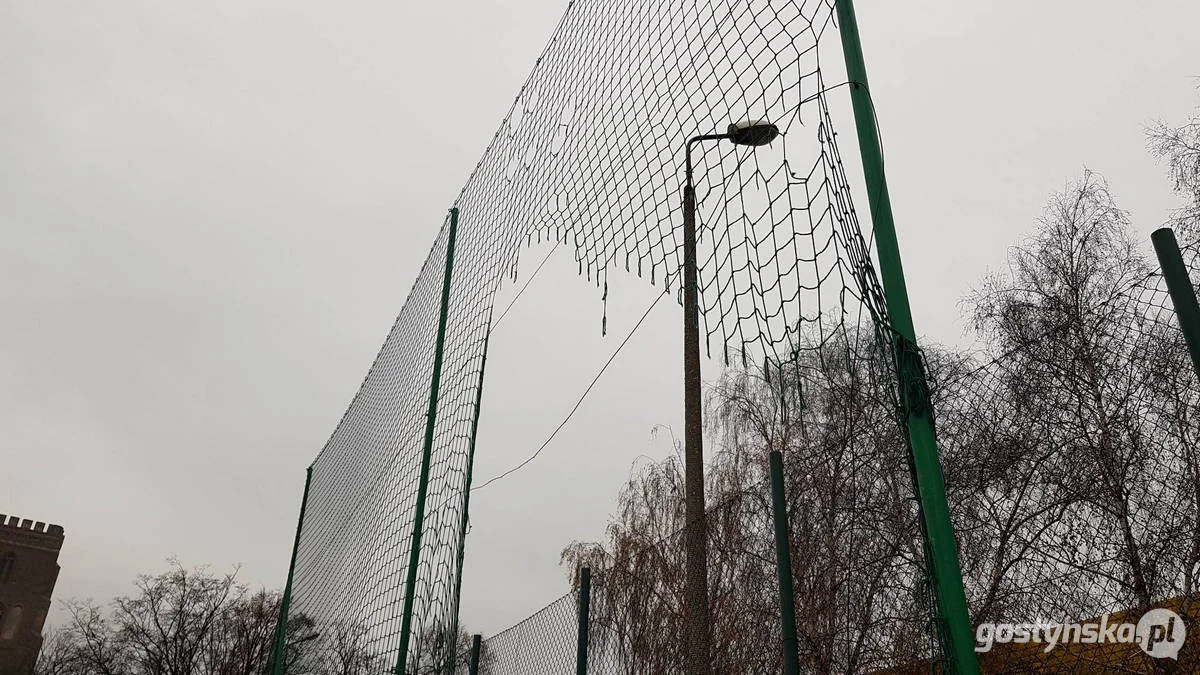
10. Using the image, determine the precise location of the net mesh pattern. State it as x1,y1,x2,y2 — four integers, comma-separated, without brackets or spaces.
461,468,930,674
929,237,1200,673
288,0,906,670
453,243,1200,674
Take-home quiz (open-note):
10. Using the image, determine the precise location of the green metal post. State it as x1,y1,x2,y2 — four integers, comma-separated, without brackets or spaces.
268,466,313,675
396,208,460,675
468,634,482,675
575,567,592,675
1152,228,1200,380
833,2,979,672
768,451,800,675
447,325,491,668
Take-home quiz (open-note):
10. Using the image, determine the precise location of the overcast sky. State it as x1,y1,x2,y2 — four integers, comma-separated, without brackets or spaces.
2,0,1198,638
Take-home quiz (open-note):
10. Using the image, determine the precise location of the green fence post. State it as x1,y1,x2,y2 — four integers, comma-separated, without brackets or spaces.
468,634,482,675
576,567,592,675
1152,228,1200,380
268,466,313,675
395,207,460,675
833,2,979,672
768,451,800,675
448,325,491,668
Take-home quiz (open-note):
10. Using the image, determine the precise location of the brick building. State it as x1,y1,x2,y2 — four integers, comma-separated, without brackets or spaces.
0,515,64,675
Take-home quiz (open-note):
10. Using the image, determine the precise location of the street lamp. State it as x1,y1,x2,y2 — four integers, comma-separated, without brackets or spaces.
680,119,778,674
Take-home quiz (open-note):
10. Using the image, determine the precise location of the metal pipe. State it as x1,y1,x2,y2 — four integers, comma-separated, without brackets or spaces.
1152,227,1200,380
396,207,460,675
576,567,592,674
447,325,492,668
469,634,482,675
832,2,978,671
268,466,313,675
769,451,800,675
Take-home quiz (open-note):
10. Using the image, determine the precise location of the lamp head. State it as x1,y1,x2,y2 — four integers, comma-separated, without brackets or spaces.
727,120,779,147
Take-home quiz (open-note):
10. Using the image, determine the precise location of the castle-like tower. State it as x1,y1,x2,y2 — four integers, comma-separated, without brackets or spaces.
0,515,64,675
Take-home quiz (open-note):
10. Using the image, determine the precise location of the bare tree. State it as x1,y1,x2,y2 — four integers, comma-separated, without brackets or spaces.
937,356,1082,627
111,559,239,675
52,560,286,675
33,626,82,675
562,331,936,674
198,588,281,675
966,171,1198,617
405,622,486,675
281,612,321,675
311,621,381,675
1149,94,1200,235
61,598,129,675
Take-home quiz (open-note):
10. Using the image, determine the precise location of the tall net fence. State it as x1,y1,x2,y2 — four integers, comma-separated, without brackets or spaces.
451,235,1200,674
279,0,1200,670
286,0,917,671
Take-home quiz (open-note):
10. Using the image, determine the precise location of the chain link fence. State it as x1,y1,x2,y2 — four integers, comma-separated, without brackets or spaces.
452,227,1200,674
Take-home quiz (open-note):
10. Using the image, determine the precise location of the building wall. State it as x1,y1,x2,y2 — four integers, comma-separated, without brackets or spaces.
0,515,64,675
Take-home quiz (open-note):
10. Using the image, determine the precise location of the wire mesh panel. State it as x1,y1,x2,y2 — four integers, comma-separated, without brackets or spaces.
583,488,785,674
474,454,928,674
455,213,1200,675
927,219,1200,672
558,340,939,674
288,0,913,670
463,595,580,675
460,487,786,674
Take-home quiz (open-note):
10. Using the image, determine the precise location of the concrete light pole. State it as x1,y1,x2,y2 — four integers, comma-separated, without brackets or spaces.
680,120,778,673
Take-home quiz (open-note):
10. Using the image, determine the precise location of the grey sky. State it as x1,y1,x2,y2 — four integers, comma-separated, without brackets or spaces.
2,0,1197,639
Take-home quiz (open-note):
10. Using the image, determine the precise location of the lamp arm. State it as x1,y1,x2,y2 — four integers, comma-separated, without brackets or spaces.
684,133,732,188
